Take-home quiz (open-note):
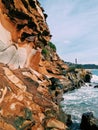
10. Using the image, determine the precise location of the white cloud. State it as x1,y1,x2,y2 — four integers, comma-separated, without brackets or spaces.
61,47,98,64
64,40,71,45
39,0,98,64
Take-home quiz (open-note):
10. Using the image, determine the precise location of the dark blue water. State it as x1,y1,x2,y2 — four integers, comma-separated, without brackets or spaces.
61,69,98,130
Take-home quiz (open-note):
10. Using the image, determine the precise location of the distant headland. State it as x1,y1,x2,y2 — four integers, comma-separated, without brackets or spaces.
65,61,98,69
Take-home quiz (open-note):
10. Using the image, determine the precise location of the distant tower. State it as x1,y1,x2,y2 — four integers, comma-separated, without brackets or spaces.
75,58,77,64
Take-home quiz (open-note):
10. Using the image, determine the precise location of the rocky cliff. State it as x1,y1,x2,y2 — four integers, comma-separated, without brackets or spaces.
0,0,91,130
0,0,69,130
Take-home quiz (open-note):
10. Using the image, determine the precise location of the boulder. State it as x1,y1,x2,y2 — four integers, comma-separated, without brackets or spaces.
80,112,98,130
46,118,68,130
94,85,98,88
84,73,91,83
49,77,63,90
49,77,64,104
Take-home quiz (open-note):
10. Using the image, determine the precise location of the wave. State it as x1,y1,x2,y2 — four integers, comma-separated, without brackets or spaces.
91,74,98,83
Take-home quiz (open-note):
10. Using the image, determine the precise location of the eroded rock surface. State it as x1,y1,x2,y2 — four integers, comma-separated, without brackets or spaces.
0,0,69,129
0,63,69,130
0,0,91,130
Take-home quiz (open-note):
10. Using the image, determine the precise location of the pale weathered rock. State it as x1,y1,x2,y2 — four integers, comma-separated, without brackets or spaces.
0,45,17,65
46,118,68,129
3,67,26,91
0,0,51,69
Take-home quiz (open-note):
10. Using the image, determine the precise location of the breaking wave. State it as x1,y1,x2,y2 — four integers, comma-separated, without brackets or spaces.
61,69,98,130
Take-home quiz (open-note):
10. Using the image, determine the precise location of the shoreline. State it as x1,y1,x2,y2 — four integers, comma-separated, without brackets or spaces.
48,68,92,129
60,70,98,130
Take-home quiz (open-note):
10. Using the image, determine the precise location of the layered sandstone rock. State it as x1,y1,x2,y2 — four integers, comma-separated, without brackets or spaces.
0,0,69,130
0,0,51,69
0,63,69,130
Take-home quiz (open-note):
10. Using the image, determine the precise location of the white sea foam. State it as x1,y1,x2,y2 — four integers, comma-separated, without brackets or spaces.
61,71,98,130
61,84,98,126
91,74,98,83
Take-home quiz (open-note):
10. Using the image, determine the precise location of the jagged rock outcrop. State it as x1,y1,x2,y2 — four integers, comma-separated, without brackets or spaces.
0,0,51,43
0,0,68,71
0,63,67,130
80,112,98,130
0,0,51,69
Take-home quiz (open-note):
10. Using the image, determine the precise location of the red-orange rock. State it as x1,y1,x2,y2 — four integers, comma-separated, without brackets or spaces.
30,49,41,71
0,0,70,130
0,121,16,130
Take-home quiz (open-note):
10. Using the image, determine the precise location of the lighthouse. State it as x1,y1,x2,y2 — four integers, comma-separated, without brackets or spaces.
75,58,77,64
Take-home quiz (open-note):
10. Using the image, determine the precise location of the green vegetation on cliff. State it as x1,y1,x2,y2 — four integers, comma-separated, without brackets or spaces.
48,41,56,51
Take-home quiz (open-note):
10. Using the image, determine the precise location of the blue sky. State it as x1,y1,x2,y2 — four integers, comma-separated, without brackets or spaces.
39,0,98,64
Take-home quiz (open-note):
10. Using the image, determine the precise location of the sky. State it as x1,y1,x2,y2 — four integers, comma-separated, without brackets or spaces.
39,0,98,65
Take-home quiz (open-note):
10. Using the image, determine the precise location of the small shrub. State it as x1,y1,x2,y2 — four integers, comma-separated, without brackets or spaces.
14,116,25,129
42,48,48,55
48,42,56,51
67,66,76,73
24,108,32,120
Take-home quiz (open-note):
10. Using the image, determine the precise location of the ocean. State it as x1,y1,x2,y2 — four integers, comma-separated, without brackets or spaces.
91,69,98,76
61,69,98,130
91,69,98,83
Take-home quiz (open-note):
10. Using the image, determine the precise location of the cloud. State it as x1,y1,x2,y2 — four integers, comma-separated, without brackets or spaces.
61,47,98,64
64,40,71,45
39,0,98,64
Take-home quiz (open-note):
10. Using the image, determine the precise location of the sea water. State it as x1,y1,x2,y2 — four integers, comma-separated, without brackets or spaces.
91,69,98,83
61,69,98,130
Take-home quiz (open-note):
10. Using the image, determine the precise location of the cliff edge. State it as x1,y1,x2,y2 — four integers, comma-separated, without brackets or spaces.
0,0,69,130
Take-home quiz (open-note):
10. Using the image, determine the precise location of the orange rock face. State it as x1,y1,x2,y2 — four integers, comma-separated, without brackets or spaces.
0,0,69,129
0,0,51,69
0,0,51,44
0,63,59,129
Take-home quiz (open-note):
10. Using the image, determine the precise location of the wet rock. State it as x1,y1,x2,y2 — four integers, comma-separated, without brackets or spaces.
84,73,91,83
49,77,64,104
80,112,98,130
49,77,64,92
94,85,98,88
